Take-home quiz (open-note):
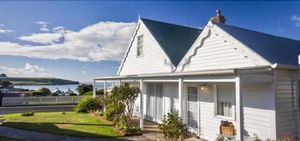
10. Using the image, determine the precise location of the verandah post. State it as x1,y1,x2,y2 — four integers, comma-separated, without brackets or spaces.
139,78,144,130
178,77,185,122
93,79,96,98
235,76,243,141
103,80,107,95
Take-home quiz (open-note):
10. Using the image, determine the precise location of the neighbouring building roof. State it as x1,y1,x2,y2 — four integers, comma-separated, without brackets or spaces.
52,88,63,94
64,88,74,94
216,23,300,66
141,18,202,66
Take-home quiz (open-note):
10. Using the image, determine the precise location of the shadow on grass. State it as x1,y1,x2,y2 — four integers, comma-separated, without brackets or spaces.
0,136,24,141
43,122,113,126
2,122,119,139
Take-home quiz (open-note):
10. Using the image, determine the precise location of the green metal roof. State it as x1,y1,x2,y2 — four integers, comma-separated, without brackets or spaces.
141,18,202,66
216,23,300,66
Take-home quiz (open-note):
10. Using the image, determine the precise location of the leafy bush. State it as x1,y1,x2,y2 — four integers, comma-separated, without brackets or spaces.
21,112,35,116
82,91,93,96
104,85,139,130
75,97,102,113
82,90,104,96
69,93,78,96
277,136,296,141
37,87,51,96
77,84,93,95
50,93,59,96
105,103,123,121
158,111,189,141
32,91,43,96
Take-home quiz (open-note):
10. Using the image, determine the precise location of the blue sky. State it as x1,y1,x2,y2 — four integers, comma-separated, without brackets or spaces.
0,1,299,82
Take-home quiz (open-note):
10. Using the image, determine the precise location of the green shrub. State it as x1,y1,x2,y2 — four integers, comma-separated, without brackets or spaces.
82,90,104,96
75,97,102,113
21,112,35,116
104,85,139,130
37,87,51,96
105,103,123,121
158,111,189,141
32,91,43,96
277,137,296,141
50,93,59,96
82,91,93,96
69,93,78,96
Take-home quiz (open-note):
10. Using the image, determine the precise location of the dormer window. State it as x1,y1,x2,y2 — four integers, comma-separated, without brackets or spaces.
137,35,143,57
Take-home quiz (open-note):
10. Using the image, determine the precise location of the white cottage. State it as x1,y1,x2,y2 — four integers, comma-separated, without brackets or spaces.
94,11,300,141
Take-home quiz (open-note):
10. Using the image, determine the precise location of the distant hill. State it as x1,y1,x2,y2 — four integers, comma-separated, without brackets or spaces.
0,77,79,85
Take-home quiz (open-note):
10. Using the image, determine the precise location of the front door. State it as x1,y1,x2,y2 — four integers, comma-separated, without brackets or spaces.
187,86,199,133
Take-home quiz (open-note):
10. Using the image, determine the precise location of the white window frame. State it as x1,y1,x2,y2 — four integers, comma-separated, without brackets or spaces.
213,84,235,121
137,35,144,57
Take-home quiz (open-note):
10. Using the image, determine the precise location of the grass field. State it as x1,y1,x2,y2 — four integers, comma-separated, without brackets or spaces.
1,112,119,138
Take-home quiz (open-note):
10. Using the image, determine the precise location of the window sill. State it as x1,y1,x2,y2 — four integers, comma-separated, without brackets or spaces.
214,115,235,121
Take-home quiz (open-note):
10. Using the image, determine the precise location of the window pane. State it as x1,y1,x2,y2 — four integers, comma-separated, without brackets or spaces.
216,84,234,117
188,87,197,102
137,35,143,56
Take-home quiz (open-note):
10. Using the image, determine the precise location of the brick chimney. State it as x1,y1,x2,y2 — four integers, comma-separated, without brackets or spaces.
210,10,226,24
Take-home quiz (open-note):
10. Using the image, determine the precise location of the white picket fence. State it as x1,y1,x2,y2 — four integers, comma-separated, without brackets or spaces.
1,96,84,106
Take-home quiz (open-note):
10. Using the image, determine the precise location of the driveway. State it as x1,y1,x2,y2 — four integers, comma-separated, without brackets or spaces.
0,105,75,115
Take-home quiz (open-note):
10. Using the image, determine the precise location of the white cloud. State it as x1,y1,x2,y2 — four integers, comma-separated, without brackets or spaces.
292,15,300,27
36,21,49,32
0,24,13,33
0,21,136,62
53,26,65,34
0,63,47,77
0,29,13,33
19,33,63,44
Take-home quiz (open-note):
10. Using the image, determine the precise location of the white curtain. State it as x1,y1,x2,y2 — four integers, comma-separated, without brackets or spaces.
217,84,234,117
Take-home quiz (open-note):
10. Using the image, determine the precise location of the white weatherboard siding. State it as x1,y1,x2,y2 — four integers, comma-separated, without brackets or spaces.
198,84,236,140
176,25,270,73
119,22,173,75
242,83,275,140
275,70,298,138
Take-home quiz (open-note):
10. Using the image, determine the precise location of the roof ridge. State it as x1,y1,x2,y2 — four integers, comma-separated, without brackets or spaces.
215,23,300,42
140,17,202,31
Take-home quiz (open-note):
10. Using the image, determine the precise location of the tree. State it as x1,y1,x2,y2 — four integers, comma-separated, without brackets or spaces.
37,87,51,96
104,85,139,129
1,81,12,88
76,84,93,95
0,74,7,77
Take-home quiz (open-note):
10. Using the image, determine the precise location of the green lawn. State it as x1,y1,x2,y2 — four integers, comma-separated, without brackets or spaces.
1,112,119,138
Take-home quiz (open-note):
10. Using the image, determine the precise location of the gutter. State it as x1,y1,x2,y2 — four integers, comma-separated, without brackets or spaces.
94,66,274,81
95,64,300,81
94,69,235,80
271,63,298,71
